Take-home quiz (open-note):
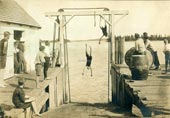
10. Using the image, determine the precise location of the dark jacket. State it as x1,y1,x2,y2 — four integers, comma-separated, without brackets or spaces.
0,39,8,56
12,86,25,108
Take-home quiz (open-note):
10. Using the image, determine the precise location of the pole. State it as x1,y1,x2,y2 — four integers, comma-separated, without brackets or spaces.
108,14,111,103
111,14,117,104
52,22,56,67
59,14,66,103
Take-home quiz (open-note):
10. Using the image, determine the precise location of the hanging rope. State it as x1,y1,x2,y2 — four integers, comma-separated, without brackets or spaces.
94,11,96,27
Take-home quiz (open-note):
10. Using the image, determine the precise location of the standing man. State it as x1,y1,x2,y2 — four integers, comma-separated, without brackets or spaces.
14,41,21,74
134,33,146,55
43,41,51,79
143,32,160,70
162,39,170,74
0,31,10,87
17,43,28,74
34,46,45,88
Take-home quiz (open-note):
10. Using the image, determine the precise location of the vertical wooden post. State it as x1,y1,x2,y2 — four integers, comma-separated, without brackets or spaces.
59,14,66,104
111,14,117,104
64,24,71,103
63,37,69,103
115,37,118,64
49,78,56,109
120,37,125,64
51,22,56,67
108,14,112,103
59,15,64,68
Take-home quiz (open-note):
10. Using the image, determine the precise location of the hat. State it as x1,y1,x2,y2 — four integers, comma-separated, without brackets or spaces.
18,77,25,85
134,33,140,39
39,46,45,51
45,41,50,45
143,32,148,39
4,31,10,36
18,44,24,52
164,39,168,44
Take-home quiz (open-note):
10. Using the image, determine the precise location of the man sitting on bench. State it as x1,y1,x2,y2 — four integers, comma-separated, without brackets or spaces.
12,77,41,117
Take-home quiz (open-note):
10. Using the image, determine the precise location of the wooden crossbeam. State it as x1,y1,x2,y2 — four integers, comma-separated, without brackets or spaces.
45,10,129,17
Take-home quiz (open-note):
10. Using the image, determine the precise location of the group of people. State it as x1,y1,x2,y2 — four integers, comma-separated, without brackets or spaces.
34,41,52,88
134,32,170,74
0,32,53,117
12,41,52,117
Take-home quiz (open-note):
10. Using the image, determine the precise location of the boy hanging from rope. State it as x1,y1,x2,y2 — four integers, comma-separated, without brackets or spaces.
82,44,93,77
99,16,108,44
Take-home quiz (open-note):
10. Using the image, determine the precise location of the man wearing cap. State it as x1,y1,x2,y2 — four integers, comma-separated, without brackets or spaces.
0,31,10,87
143,32,160,70
12,77,41,116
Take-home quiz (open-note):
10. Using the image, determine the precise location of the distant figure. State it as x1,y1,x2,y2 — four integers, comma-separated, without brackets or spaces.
43,41,51,79
0,31,10,88
17,43,28,74
34,46,45,88
134,33,146,55
12,77,41,116
82,44,93,76
162,39,170,74
143,32,160,70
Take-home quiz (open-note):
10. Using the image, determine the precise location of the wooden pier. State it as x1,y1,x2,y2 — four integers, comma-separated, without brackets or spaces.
111,64,170,117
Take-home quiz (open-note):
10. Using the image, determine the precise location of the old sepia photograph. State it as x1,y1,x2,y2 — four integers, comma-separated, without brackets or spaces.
0,0,170,117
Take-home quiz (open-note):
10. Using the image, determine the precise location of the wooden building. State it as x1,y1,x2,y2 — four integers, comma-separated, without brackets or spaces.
0,0,41,79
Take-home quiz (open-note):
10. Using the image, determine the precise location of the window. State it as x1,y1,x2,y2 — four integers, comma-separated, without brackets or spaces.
14,30,23,40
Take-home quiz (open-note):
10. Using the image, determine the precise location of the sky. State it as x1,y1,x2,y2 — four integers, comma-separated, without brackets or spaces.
15,0,170,40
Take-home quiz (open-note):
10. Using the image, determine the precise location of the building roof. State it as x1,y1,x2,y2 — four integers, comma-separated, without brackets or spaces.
0,0,41,29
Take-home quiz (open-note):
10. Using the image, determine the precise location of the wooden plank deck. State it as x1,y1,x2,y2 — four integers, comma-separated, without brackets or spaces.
123,65,170,117
111,64,170,117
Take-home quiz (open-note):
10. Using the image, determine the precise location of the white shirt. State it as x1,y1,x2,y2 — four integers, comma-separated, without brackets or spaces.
43,45,51,57
34,51,45,64
145,39,156,51
163,43,170,52
135,38,146,53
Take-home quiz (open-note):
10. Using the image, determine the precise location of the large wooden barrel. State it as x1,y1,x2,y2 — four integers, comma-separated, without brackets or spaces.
125,47,154,68
130,54,149,80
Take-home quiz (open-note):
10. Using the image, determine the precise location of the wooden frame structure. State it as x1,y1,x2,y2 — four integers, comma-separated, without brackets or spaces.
45,8,128,103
